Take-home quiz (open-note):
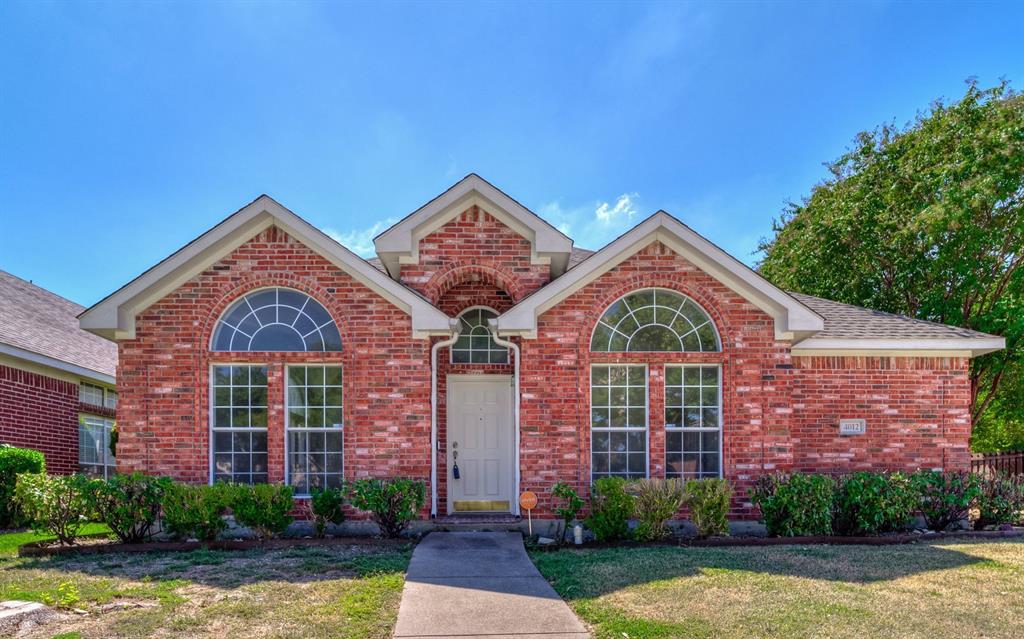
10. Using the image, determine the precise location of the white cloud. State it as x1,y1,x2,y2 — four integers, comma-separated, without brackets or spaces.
538,193,642,250
323,218,397,258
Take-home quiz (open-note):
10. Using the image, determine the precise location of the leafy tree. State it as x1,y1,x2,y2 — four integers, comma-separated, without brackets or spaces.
758,80,1024,451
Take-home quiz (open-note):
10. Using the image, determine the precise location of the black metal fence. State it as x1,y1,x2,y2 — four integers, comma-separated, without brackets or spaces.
971,451,1024,477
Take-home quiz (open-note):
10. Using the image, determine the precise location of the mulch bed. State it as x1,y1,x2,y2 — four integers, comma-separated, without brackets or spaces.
18,534,411,558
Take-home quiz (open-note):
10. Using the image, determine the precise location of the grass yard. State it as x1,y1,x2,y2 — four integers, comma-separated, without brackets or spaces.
532,539,1024,639
0,531,410,639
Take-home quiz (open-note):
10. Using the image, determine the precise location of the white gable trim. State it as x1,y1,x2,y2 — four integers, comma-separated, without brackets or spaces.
79,195,452,341
495,211,825,340
791,337,1005,358
373,174,574,278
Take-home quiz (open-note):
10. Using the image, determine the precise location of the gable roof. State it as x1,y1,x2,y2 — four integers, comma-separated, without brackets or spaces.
495,211,826,340
0,270,117,383
788,293,1003,356
372,173,575,279
79,195,453,341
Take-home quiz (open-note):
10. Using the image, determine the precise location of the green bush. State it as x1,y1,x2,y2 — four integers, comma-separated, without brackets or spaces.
551,481,584,544
585,477,634,542
231,483,295,539
910,470,980,531
85,472,171,543
350,478,426,538
14,473,92,545
832,471,920,535
309,485,347,538
750,473,835,537
0,445,46,527
161,482,232,541
684,478,732,538
974,474,1024,529
629,478,685,541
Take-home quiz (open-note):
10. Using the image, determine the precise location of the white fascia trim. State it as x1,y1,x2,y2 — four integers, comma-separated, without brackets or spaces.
79,195,452,341
0,342,115,385
791,337,1005,358
496,211,824,340
373,174,573,278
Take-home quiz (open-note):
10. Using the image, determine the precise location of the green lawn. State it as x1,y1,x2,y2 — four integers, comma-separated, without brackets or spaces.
0,524,111,557
0,529,411,639
531,539,1024,639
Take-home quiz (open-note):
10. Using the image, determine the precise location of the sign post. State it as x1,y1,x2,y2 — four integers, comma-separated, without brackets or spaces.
519,491,538,536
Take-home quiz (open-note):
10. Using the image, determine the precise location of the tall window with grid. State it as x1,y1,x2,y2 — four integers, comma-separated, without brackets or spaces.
665,365,722,478
286,365,344,494
211,364,268,484
590,365,647,479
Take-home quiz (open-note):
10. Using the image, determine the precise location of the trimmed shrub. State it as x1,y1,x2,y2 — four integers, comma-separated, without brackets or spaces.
832,471,919,535
750,473,835,537
684,478,732,538
86,472,171,543
630,478,685,541
162,482,232,541
910,470,980,531
350,478,426,538
14,473,92,545
585,477,634,542
551,481,584,544
974,474,1024,529
0,445,46,527
231,483,295,539
309,485,347,538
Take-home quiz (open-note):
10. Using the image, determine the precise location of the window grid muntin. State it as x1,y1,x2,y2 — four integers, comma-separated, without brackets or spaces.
591,288,721,352
79,382,105,407
451,307,508,364
211,287,342,352
79,415,115,479
210,364,269,485
590,364,648,480
286,365,344,496
665,364,722,479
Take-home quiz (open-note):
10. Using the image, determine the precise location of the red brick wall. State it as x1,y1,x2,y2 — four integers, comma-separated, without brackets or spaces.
0,364,79,474
116,227,433,517
399,206,550,303
791,355,972,473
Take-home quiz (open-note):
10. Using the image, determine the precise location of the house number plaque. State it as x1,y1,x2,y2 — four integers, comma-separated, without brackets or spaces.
839,419,867,436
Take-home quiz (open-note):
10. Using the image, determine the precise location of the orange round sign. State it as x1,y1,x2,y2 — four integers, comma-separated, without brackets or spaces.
519,491,538,511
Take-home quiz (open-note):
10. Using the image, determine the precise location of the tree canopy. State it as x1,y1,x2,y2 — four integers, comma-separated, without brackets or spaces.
758,80,1024,452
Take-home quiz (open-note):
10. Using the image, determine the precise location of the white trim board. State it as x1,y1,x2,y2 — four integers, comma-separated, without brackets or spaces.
496,211,825,341
373,174,574,279
79,195,452,341
0,342,115,385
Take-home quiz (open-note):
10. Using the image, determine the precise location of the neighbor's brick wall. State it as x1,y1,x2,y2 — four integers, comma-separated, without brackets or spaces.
399,205,550,304
116,226,433,517
791,356,972,473
0,364,79,474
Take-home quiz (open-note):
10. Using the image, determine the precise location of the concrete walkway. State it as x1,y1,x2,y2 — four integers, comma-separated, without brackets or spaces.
394,532,590,639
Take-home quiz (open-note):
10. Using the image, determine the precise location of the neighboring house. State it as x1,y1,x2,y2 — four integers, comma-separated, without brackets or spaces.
79,175,1004,518
0,270,119,477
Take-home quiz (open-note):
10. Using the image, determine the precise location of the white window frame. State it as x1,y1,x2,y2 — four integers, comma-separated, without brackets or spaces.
589,363,649,481
589,287,723,353
79,414,115,479
104,389,118,410
450,306,509,365
664,364,724,479
79,382,105,407
208,363,269,485
284,364,345,497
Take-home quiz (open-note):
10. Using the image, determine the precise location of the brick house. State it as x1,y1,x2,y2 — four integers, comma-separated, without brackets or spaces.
1,271,119,477
79,175,1003,518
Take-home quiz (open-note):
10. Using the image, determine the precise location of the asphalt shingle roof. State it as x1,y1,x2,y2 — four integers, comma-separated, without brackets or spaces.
0,270,118,378
789,292,992,340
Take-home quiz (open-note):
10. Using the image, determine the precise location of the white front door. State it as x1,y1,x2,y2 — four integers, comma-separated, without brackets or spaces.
447,376,514,514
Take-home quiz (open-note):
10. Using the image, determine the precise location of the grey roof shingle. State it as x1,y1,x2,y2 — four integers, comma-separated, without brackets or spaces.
0,271,118,378
789,292,993,340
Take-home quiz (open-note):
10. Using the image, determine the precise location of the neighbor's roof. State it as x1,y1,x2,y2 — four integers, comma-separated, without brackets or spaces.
0,270,117,380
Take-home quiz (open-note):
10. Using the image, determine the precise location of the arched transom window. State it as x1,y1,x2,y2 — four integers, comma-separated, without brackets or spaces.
590,288,720,352
451,308,508,364
211,287,342,352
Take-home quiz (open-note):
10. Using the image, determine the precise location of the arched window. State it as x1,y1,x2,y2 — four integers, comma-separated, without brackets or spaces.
590,289,720,352
451,308,508,364
211,288,342,352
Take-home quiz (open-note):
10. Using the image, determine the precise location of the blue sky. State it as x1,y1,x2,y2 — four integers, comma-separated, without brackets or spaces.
1,1,1021,306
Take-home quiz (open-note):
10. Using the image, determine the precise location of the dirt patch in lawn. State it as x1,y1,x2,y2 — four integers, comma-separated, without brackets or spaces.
1,543,412,639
